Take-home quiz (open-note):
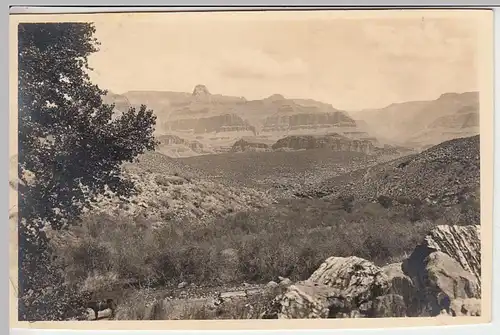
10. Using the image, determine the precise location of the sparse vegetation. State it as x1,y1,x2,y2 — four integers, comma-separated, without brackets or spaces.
34,132,480,321
52,195,456,290
16,20,482,322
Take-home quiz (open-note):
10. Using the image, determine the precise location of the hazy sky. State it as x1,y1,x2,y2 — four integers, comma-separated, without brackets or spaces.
87,11,480,110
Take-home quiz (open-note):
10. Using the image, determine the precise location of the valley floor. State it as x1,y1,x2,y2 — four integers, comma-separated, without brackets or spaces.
41,136,481,321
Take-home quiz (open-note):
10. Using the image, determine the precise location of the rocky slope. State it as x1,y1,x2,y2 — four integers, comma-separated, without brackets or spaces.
297,135,480,211
77,152,275,227
350,92,479,149
262,224,481,319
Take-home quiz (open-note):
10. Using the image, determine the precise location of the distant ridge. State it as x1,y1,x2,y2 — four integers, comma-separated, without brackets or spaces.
350,91,479,148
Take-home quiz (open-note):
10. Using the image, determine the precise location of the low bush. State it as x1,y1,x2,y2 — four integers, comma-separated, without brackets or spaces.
53,196,457,294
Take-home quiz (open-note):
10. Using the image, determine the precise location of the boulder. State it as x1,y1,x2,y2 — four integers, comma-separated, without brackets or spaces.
308,256,390,303
402,225,481,316
265,256,391,319
279,278,292,287
266,281,279,290
275,281,338,319
381,262,416,305
370,294,407,317
424,252,480,299
450,298,481,316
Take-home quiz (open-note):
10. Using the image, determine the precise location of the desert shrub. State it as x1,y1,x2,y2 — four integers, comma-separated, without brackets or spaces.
80,271,120,293
53,194,443,294
396,197,412,205
340,195,355,213
377,195,393,208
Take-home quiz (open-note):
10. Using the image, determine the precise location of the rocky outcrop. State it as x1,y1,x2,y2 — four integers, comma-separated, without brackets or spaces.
273,282,335,319
271,134,374,154
262,256,391,319
192,84,211,99
428,109,479,129
262,225,481,319
157,134,204,152
308,256,389,295
230,139,272,153
381,262,415,308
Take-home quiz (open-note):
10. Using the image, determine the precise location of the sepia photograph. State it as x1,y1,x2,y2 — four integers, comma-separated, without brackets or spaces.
8,8,494,329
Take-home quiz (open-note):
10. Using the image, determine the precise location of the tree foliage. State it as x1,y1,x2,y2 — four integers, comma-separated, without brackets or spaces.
17,22,158,320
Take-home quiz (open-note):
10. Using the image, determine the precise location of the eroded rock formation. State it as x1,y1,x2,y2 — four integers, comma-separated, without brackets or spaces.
271,134,374,154
231,139,272,153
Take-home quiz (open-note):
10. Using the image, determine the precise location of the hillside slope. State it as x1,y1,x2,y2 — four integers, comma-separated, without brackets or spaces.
82,151,275,225
297,135,480,209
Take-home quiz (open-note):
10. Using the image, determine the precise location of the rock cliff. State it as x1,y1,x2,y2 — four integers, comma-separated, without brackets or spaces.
106,86,375,153
230,138,272,153
271,134,374,154
262,110,357,133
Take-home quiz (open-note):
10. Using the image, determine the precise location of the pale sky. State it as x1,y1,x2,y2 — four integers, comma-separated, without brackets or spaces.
87,11,481,110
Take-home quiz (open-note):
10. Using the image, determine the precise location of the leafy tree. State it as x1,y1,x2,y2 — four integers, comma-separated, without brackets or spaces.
17,22,158,320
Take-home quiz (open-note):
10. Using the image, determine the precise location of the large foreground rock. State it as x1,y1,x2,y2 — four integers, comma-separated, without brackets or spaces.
309,256,390,305
420,225,481,284
402,225,481,316
262,225,481,319
382,262,415,304
272,282,336,319
403,250,480,316
262,256,391,319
